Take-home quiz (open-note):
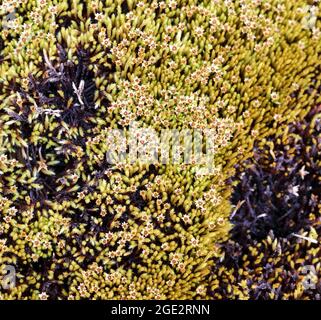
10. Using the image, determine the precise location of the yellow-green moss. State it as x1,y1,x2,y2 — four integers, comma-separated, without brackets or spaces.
0,0,320,299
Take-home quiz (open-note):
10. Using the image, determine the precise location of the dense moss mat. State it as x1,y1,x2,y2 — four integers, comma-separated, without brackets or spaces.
210,107,321,299
0,0,321,299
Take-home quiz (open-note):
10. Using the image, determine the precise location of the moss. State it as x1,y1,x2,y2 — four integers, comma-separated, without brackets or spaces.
0,0,320,299
209,107,321,300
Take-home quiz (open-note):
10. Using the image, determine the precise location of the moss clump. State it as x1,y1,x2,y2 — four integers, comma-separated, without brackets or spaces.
209,106,321,299
0,0,321,299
